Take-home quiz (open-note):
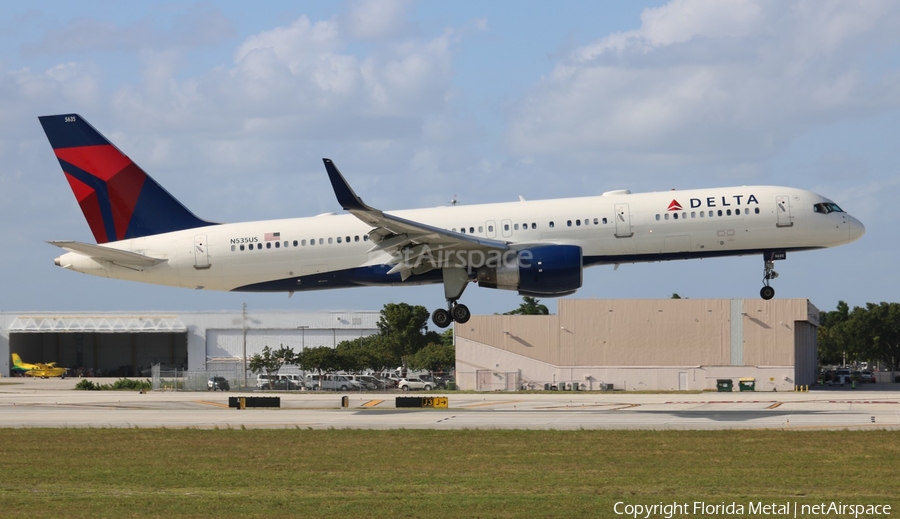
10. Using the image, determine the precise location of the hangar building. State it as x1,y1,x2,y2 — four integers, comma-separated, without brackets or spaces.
1,310,379,378
455,299,818,392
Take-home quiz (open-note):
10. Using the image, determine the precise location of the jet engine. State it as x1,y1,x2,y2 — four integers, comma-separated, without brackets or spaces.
476,244,582,296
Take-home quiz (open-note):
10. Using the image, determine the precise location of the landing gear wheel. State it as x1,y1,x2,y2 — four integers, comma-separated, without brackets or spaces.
760,285,775,300
451,304,471,324
432,308,452,328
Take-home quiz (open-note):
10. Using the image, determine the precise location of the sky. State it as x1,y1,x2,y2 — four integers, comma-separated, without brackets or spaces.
1,0,898,317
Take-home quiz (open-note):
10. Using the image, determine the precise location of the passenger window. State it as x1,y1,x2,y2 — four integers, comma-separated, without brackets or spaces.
567,220,572,227
514,224,519,230
302,240,306,246
363,235,368,241
239,245,245,251
531,223,537,229
576,219,581,226
257,243,262,249
319,238,324,245
231,245,235,252
504,224,510,231
275,242,280,248
337,237,342,243
717,210,723,217
293,240,298,247
593,218,598,225
726,209,732,216
691,212,696,218
665,213,670,220
469,227,475,233
655,214,660,221
488,225,494,232
346,236,350,243
673,213,678,220
266,242,271,249
699,212,704,218
310,240,315,246
602,218,608,224
460,228,466,234
478,226,483,233
355,236,359,242
754,208,760,214
549,221,555,228
328,238,333,244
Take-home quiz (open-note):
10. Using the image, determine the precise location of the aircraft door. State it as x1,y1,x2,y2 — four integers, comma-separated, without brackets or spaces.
486,220,497,238
775,195,793,227
614,204,633,237
194,234,210,269
501,219,513,238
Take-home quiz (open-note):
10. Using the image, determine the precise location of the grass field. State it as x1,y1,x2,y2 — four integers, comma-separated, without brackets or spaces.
1,429,897,518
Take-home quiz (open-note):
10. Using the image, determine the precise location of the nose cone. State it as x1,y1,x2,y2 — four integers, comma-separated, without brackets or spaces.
848,216,865,243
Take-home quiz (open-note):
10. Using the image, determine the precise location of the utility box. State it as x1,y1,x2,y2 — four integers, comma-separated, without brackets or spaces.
739,378,756,392
716,379,734,392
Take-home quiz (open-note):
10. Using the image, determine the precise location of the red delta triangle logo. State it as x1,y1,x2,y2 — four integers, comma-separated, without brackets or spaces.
667,200,683,211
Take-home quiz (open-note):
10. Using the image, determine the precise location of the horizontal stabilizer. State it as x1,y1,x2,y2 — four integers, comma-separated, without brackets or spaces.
48,241,166,267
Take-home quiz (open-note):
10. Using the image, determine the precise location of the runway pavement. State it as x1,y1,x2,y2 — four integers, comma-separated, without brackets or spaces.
1,378,898,430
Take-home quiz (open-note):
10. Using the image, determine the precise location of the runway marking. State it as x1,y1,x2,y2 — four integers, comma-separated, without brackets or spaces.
361,400,384,407
767,402,783,409
536,403,641,410
463,400,524,408
195,400,230,408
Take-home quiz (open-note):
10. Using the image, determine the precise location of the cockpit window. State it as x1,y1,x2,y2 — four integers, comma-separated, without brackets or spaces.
813,202,844,214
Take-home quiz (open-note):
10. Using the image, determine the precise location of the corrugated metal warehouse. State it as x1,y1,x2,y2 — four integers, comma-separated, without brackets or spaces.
0,310,379,377
455,299,819,392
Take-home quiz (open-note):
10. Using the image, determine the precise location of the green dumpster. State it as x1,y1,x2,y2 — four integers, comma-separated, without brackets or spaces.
739,378,756,392
716,379,733,392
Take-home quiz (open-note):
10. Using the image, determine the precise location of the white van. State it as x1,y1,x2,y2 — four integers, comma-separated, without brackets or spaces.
256,374,278,388
257,373,304,390
305,373,360,391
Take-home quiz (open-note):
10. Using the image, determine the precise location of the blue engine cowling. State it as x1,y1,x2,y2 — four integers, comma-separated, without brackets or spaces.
476,244,583,296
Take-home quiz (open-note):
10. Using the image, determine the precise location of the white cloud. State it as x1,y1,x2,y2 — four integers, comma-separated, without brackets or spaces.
343,0,414,40
507,0,900,178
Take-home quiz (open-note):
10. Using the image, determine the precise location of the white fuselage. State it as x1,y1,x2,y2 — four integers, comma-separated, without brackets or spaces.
54,185,864,294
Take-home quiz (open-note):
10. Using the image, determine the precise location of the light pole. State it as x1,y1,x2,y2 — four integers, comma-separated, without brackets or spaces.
242,303,247,388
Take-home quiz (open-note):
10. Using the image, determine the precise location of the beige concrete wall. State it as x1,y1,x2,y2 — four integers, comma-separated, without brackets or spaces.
455,299,817,392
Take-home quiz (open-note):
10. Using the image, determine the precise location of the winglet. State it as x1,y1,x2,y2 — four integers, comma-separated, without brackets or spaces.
323,158,372,212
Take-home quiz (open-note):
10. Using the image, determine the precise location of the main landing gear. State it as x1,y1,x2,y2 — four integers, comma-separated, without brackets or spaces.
432,267,472,329
760,258,778,300
432,302,471,329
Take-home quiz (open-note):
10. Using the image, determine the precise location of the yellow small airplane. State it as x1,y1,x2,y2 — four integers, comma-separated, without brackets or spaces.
11,353,68,378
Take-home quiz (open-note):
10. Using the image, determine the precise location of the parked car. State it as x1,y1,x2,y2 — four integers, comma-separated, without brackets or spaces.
262,379,301,391
398,377,433,391
207,376,230,391
858,371,876,383
305,373,360,391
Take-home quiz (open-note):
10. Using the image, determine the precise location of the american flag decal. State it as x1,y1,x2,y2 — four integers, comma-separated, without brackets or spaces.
264,232,281,241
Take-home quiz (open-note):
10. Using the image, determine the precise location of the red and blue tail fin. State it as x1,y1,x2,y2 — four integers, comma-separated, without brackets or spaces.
38,114,216,243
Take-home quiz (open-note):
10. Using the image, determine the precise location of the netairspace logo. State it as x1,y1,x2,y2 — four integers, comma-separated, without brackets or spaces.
613,501,892,518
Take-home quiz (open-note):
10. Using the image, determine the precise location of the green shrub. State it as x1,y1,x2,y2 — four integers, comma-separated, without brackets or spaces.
74,379,97,391
74,378,150,391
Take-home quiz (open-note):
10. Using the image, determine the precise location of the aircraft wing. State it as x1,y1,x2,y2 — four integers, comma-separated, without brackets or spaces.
323,159,509,279
48,241,167,268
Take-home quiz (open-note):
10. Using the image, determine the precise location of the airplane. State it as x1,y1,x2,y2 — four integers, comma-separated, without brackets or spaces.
11,353,68,378
38,114,865,328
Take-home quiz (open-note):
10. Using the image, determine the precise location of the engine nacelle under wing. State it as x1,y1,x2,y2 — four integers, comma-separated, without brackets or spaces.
476,244,583,297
